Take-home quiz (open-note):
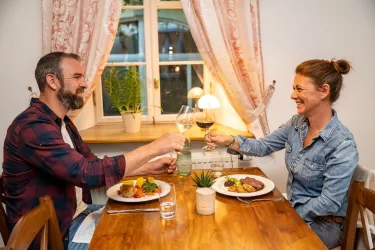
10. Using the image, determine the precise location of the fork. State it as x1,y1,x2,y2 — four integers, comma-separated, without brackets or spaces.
236,197,282,204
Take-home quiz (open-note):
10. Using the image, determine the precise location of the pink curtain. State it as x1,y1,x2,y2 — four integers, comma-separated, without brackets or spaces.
181,0,274,137
41,0,123,119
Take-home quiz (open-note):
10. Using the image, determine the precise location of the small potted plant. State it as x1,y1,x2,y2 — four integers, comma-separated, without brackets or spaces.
192,171,216,215
103,66,145,132
192,171,215,188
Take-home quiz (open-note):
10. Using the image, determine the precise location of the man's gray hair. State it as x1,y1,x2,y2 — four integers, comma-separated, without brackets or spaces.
34,52,81,92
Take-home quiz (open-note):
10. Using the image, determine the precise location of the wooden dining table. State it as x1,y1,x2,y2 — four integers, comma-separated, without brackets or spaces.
88,168,327,250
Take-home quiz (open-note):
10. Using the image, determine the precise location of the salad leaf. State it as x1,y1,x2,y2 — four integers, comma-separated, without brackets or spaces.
142,179,158,192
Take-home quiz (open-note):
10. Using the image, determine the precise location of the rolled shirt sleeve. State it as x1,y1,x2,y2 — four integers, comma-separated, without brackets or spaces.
18,119,125,189
228,118,292,157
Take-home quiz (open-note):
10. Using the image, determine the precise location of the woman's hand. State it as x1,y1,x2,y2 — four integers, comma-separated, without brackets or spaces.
205,132,240,151
205,132,233,147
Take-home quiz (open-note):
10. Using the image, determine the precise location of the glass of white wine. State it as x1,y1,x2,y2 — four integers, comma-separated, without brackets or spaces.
176,105,194,139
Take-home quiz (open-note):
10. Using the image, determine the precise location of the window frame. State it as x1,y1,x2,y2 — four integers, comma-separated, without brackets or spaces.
95,0,207,124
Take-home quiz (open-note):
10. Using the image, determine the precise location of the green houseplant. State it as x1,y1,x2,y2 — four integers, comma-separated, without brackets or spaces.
103,66,145,132
192,171,215,188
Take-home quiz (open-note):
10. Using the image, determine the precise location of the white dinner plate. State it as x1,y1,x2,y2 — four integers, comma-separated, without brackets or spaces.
106,180,170,203
211,174,275,197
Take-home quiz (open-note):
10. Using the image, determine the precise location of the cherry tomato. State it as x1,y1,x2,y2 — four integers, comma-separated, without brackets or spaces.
133,193,141,198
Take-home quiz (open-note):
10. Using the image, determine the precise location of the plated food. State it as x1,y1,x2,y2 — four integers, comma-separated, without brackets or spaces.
107,178,170,203
117,177,162,199
211,174,275,197
224,175,265,193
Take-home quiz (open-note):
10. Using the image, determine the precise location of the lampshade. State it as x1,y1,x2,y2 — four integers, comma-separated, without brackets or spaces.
197,94,220,109
187,87,204,99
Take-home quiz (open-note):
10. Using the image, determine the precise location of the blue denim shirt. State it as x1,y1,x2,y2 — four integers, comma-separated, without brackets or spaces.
234,110,358,223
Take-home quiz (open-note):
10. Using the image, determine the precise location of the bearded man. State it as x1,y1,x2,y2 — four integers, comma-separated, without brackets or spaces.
1,52,184,249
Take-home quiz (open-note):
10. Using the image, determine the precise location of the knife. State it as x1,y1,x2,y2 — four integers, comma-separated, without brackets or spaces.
107,208,159,214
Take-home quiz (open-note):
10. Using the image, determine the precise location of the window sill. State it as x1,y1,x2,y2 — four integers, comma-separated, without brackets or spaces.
79,123,254,144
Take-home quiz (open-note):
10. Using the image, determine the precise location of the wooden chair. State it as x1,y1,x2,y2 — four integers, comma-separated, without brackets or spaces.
342,180,375,250
5,196,64,250
0,176,10,246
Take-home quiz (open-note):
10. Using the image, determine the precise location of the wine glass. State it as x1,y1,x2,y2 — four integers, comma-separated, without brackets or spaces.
176,105,194,142
194,105,217,153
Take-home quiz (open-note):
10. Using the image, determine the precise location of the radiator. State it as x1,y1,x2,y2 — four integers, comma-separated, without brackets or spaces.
191,151,238,169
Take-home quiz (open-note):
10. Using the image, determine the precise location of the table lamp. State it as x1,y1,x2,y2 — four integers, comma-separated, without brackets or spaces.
197,94,220,109
187,87,204,99
187,87,204,108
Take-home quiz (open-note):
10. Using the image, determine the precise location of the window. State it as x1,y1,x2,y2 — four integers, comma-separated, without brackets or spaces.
95,0,206,123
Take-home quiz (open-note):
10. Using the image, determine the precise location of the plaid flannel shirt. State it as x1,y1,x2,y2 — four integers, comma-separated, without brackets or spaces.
2,98,125,248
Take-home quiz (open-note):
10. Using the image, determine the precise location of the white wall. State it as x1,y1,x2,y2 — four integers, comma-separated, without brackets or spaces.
0,0,42,246
209,0,375,191
0,0,42,165
258,0,375,188
1,0,374,194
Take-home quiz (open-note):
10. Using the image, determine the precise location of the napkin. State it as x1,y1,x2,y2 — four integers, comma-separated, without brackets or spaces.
72,207,104,243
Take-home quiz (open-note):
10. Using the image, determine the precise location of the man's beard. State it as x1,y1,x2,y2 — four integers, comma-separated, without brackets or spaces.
57,86,85,110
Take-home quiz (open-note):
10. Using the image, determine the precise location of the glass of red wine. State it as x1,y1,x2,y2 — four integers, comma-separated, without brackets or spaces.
194,105,217,153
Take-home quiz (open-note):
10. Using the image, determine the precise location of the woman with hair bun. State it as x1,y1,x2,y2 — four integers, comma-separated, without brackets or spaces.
206,59,358,249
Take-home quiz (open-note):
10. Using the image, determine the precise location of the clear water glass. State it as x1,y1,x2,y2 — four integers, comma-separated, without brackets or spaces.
211,155,224,178
159,183,176,219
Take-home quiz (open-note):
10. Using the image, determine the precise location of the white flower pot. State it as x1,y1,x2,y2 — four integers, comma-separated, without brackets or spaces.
196,187,216,215
121,112,141,132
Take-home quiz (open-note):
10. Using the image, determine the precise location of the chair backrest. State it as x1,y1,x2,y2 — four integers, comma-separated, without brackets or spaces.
350,165,375,238
0,176,9,245
5,196,64,250
351,164,370,183
342,180,375,250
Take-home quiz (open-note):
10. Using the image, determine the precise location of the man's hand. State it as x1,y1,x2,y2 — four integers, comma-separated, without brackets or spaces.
123,133,183,176
149,133,185,155
150,157,177,174
128,157,177,176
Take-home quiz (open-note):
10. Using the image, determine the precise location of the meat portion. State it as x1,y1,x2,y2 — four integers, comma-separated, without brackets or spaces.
240,177,264,191
224,180,234,187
